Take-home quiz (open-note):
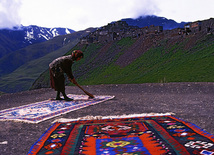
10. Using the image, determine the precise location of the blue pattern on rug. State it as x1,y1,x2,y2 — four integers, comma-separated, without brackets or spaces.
0,94,114,123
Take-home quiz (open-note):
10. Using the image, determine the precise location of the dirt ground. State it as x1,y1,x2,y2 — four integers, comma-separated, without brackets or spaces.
0,82,213,155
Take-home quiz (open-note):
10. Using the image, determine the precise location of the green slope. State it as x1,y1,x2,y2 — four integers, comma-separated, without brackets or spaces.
73,34,214,85
0,41,78,92
31,33,214,90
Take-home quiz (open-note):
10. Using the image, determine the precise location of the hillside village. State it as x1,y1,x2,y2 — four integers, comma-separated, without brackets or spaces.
79,18,214,45
30,16,214,92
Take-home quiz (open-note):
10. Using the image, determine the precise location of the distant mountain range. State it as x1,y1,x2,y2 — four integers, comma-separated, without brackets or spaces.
0,15,194,93
0,15,187,59
121,15,187,30
0,26,75,58
0,27,96,93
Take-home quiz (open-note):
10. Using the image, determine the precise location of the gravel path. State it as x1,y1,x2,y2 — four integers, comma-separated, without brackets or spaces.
0,82,213,155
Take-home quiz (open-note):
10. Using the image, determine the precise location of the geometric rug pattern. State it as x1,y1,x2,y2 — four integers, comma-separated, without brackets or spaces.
0,94,114,123
28,114,214,154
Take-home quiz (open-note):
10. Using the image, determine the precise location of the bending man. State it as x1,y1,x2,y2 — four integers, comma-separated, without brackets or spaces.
49,50,93,101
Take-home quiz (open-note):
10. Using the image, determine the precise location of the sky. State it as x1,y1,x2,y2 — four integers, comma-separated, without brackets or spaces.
0,0,213,31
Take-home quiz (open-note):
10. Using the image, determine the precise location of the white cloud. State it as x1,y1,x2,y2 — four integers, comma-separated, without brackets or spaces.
1,0,213,30
0,0,22,28
19,0,159,31
153,0,214,22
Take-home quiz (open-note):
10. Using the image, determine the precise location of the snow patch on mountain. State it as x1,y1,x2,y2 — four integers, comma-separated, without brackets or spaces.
65,28,70,34
25,30,34,40
23,26,75,44
50,28,58,37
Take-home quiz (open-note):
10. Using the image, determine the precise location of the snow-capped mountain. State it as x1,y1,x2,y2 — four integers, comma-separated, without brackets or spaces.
21,25,75,43
0,25,75,58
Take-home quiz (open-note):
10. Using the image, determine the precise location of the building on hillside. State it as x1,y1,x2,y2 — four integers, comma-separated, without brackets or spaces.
79,21,163,45
165,28,185,37
79,21,136,44
201,18,214,34
184,18,214,34
190,21,202,33
147,25,163,34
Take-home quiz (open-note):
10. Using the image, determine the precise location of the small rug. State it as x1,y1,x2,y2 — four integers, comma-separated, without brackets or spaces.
0,94,114,123
28,113,214,155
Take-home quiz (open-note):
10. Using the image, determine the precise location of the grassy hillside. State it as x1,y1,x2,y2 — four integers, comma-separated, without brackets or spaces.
0,28,96,93
76,34,214,85
0,41,78,92
31,33,214,90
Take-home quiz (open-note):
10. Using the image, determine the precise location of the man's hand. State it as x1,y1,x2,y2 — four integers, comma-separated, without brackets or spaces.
70,78,77,85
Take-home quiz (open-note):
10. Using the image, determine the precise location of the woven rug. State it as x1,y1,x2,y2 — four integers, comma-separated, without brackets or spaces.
0,94,114,123
28,113,214,155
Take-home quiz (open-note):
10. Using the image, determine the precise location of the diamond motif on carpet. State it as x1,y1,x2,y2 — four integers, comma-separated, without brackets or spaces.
28,113,214,154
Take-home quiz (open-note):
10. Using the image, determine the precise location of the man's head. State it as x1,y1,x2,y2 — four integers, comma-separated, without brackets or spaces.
72,50,84,61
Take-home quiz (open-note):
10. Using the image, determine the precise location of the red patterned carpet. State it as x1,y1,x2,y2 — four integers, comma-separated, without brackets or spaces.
28,114,214,155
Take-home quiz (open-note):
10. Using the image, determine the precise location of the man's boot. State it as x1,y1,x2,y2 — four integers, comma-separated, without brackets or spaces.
56,91,63,100
62,91,73,101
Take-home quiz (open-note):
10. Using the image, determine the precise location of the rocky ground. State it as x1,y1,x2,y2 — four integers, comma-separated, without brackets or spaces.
0,82,214,155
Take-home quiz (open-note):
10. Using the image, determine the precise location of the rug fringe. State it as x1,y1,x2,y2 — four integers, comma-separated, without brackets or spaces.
0,119,39,124
53,112,175,123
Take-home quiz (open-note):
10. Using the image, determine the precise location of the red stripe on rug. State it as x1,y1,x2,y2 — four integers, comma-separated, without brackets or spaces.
28,122,60,155
147,120,190,155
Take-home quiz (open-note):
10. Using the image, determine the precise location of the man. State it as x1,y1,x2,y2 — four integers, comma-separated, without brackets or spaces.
49,50,93,101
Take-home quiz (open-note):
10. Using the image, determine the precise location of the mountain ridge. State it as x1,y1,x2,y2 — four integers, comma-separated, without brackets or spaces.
121,15,187,30
0,25,75,59
0,28,96,93
0,16,213,93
